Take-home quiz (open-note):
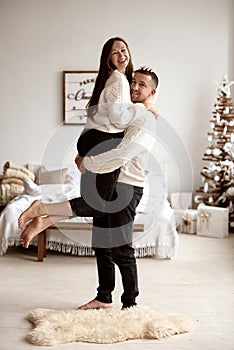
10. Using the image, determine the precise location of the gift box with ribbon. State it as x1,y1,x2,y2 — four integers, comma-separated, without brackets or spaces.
197,204,229,238
177,209,198,234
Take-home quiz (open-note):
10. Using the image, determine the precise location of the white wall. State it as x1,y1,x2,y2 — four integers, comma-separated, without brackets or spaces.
0,0,233,194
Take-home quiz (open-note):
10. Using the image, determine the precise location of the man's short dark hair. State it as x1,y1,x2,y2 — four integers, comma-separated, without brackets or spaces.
134,67,159,88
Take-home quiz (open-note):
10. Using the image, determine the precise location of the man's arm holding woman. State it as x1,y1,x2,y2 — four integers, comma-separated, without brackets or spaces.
76,114,157,174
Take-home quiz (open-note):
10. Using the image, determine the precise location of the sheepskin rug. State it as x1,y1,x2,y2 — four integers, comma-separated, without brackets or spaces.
26,306,193,346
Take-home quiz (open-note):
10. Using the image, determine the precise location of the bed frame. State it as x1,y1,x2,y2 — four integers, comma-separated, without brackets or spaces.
37,222,144,262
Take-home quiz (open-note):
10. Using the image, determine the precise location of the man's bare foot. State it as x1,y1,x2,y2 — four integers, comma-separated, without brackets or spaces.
121,305,136,310
77,299,113,310
20,216,52,248
18,200,47,228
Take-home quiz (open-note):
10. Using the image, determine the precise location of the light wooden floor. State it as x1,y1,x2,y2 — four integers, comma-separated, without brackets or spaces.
0,233,234,350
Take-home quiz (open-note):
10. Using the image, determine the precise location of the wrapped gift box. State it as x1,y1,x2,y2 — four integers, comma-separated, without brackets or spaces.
174,209,198,234
197,204,229,238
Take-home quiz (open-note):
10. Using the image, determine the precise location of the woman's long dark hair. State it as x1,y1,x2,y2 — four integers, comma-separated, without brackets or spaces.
87,37,134,117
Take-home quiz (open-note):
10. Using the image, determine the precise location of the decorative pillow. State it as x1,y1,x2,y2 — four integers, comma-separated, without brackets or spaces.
36,168,68,185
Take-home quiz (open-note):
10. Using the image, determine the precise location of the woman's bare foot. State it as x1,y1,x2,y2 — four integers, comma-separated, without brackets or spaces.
20,216,52,248
18,200,47,228
77,299,113,310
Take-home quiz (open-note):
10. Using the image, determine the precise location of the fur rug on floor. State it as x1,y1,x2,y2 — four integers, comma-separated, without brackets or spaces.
26,306,193,346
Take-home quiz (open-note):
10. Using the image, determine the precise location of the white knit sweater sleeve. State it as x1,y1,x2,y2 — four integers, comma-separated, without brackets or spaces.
104,71,134,128
82,124,155,173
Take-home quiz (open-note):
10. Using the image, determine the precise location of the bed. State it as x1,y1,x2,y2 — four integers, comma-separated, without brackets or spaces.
0,164,179,259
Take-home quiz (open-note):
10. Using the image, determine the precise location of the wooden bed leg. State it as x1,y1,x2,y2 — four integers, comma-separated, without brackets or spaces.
43,230,47,258
38,231,46,262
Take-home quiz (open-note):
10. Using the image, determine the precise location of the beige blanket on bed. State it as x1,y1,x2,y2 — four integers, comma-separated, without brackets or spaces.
0,161,35,205
0,183,24,206
0,177,24,186
3,161,35,181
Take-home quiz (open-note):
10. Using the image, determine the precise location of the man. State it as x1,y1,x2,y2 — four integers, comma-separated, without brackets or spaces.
19,67,159,310
77,67,159,310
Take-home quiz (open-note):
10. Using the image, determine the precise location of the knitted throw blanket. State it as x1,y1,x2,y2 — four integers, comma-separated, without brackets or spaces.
0,161,35,205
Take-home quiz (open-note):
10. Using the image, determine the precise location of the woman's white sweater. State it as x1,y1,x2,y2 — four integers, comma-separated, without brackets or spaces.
85,70,149,132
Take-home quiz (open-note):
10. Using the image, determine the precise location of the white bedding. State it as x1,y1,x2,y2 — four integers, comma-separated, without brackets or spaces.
0,168,179,259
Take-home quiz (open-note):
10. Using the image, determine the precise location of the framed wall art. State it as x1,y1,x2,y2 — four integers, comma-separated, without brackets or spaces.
63,70,98,125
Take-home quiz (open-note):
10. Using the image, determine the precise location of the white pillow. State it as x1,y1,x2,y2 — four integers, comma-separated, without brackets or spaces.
170,192,192,209
136,174,167,213
23,178,41,196
65,168,80,186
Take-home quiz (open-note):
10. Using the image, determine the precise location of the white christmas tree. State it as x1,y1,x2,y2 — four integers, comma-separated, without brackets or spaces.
196,74,234,228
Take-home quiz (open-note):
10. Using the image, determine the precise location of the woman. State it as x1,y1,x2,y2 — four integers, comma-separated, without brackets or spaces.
18,36,154,236
74,36,135,215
